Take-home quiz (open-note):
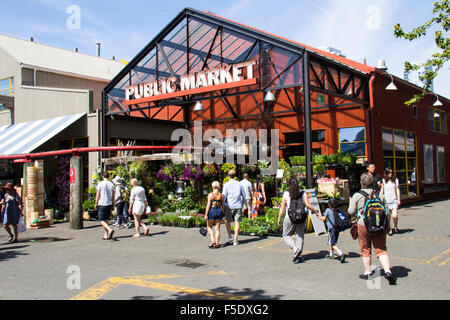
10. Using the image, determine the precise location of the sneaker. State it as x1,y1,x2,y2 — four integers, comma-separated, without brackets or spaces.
339,254,346,263
326,254,335,260
293,256,304,264
125,222,132,229
226,236,233,244
359,270,375,280
385,272,397,285
293,249,302,262
113,225,120,230
233,241,239,246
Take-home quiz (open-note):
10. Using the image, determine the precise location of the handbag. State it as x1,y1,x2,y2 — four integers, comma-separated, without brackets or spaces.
350,223,358,240
18,217,26,233
199,227,207,237
145,205,151,214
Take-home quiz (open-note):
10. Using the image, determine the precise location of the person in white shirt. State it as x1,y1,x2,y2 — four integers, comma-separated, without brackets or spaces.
222,169,246,246
382,168,401,236
95,171,116,240
128,178,150,238
239,173,253,218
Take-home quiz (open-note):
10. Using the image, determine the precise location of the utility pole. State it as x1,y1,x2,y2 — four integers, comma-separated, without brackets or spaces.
70,156,83,229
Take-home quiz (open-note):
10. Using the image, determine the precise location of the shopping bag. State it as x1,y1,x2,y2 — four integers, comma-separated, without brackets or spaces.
145,205,151,214
18,217,26,233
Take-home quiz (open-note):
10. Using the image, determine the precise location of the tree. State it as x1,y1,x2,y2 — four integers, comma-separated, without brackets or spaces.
394,0,449,105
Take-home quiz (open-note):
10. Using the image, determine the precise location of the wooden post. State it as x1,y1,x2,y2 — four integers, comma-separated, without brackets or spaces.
70,156,83,229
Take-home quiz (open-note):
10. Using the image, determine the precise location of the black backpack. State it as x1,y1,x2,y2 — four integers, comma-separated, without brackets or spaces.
288,192,307,224
358,190,388,233
327,209,351,232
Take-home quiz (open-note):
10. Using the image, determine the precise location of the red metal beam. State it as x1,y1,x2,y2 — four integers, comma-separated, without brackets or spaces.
0,146,181,160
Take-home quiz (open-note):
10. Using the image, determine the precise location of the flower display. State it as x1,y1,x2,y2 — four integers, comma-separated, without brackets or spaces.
182,164,204,181
203,163,218,177
156,164,175,182
56,156,70,207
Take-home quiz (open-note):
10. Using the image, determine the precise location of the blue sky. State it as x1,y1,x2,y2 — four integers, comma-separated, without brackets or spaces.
1,0,448,97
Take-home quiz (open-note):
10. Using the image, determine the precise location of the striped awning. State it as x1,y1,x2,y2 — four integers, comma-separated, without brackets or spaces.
0,113,86,156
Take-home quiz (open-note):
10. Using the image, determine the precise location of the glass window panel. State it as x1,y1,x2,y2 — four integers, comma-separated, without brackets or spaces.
383,141,393,156
396,172,407,185
394,130,405,144
437,146,446,183
408,172,418,196
395,158,406,171
441,112,447,133
406,132,415,145
428,108,434,130
340,142,365,156
394,143,405,157
399,185,408,197
407,159,416,171
339,127,365,142
384,158,394,170
407,144,416,158
424,144,434,183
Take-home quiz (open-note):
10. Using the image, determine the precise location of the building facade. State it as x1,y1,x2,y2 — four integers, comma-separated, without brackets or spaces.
0,34,124,190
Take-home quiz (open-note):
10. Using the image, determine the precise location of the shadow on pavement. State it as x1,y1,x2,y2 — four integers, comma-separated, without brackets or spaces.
393,229,414,235
391,266,412,279
19,237,73,243
220,237,268,247
170,286,283,300
0,246,29,262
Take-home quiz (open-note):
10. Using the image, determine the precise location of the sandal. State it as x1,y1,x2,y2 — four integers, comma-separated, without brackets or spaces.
8,235,14,243
208,242,216,248
144,228,150,236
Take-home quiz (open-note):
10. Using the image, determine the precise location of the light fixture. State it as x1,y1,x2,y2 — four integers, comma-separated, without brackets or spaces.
376,59,388,71
434,111,440,118
264,90,276,102
194,101,204,111
385,73,397,90
432,93,443,107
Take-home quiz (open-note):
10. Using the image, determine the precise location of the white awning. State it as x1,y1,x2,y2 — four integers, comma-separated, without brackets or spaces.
0,113,86,156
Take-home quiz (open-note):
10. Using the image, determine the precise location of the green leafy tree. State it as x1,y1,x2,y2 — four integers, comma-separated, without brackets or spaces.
394,0,449,105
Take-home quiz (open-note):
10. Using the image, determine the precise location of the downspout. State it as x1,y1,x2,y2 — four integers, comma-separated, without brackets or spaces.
367,72,376,163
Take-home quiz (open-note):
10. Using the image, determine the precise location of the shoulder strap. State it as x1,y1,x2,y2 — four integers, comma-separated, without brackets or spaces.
358,190,369,199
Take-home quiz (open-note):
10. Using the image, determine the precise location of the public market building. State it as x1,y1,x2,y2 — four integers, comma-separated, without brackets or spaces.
102,8,449,203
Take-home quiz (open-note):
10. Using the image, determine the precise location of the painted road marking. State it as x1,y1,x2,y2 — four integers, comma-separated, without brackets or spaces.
426,248,450,266
71,270,248,300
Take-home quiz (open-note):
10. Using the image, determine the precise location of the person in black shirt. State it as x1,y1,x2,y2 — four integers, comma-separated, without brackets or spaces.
366,162,384,194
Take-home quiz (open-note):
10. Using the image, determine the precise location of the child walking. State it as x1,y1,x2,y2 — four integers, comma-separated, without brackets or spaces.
317,198,346,263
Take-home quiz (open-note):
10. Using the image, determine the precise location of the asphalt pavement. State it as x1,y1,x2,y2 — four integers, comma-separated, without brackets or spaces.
0,197,449,300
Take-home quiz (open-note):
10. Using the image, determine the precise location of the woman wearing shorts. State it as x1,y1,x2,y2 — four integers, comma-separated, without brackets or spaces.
204,181,224,248
128,178,150,238
382,168,401,236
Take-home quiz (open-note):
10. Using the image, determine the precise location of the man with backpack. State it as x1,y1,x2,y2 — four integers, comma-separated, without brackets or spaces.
348,173,396,285
277,178,318,263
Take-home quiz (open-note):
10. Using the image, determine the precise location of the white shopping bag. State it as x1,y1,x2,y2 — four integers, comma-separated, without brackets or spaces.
145,205,151,214
18,217,26,233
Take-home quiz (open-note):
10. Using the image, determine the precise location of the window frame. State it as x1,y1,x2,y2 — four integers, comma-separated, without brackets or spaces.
428,107,447,134
382,127,419,198
338,126,367,159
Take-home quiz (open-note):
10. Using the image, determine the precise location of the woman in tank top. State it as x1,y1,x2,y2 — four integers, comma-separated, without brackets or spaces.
204,181,224,248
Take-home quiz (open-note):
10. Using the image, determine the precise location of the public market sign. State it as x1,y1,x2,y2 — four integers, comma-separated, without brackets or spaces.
124,60,257,104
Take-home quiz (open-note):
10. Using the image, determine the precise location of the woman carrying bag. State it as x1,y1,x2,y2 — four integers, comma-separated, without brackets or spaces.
128,178,150,238
1,182,23,243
